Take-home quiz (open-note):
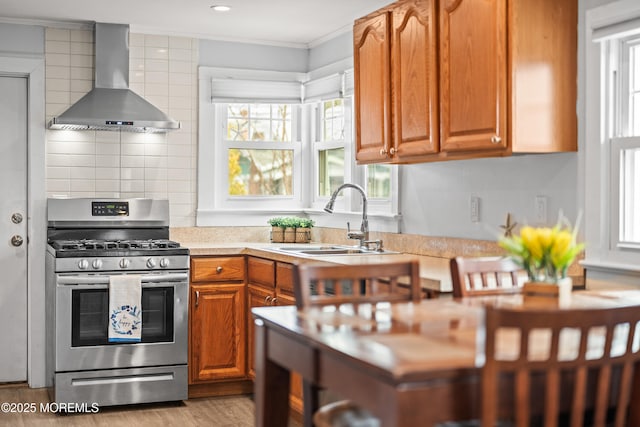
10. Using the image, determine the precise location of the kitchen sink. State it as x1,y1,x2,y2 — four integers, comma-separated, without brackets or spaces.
274,245,396,256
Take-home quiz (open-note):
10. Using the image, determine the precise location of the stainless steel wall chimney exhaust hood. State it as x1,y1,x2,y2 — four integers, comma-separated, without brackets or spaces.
49,23,180,133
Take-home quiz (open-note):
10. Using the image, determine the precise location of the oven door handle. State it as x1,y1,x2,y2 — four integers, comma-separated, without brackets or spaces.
57,272,189,286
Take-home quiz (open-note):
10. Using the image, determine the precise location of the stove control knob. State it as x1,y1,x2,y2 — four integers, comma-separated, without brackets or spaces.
92,259,103,270
146,258,157,268
78,259,89,270
119,258,130,269
159,258,170,268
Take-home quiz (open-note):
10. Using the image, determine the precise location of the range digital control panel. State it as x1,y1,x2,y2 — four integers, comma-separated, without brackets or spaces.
92,201,129,216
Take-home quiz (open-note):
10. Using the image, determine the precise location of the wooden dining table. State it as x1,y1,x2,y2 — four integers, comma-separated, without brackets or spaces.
252,289,640,427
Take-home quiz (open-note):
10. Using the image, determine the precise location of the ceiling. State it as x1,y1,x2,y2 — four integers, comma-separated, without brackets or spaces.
0,0,392,48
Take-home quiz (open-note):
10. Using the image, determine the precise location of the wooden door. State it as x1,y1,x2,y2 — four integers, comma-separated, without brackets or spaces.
247,284,274,379
190,284,247,382
354,11,392,164
439,0,507,152
392,0,439,160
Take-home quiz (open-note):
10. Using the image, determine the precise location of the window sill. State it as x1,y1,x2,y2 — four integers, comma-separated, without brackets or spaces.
196,208,402,232
581,259,640,275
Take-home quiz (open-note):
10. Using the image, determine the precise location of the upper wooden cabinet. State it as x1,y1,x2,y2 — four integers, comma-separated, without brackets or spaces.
353,0,577,164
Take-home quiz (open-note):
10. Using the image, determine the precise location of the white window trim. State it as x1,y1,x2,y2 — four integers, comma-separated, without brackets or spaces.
583,0,640,274
197,65,400,231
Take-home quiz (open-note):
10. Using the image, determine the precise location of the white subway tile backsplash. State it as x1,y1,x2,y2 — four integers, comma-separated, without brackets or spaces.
121,168,144,180
46,40,70,54
145,35,169,48
145,46,169,61
70,54,93,68
95,180,120,192
70,67,92,80
121,180,145,192
70,179,95,192
169,61,192,74
144,156,168,168
96,143,120,156
144,59,168,72
95,167,120,180
95,155,120,168
129,33,145,47
46,28,70,42
130,46,145,59
121,155,145,168
70,41,93,55
145,83,169,97
45,29,197,226
70,79,92,93
169,49,191,62
122,143,146,156
46,53,70,67
45,90,70,105
169,37,191,50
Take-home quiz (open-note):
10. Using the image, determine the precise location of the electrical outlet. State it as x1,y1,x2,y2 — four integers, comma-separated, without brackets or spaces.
470,196,480,223
535,195,548,224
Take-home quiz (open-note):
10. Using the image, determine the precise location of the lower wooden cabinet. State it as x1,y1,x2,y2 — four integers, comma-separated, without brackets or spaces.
189,254,302,415
190,283,247,382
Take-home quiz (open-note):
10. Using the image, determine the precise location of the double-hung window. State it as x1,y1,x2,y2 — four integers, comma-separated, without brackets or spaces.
585,2,640,271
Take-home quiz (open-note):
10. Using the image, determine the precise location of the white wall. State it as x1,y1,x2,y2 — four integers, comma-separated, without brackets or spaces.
0,23,43,55
199,39,308,72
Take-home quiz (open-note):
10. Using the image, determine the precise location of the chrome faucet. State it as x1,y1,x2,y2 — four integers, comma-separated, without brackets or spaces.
324,183,382,251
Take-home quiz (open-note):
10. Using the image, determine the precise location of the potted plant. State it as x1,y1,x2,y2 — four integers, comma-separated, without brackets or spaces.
268,217,285,243
281,217,297,243
295,218,314,243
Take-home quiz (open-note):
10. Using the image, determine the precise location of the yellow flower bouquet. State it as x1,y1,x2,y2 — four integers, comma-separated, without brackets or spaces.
498,217,585,283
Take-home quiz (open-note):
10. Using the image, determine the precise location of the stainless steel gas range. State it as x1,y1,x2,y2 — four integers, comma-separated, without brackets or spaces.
45,198,189,407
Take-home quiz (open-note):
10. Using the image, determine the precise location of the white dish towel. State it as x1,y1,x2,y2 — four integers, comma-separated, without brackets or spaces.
108,275,143,343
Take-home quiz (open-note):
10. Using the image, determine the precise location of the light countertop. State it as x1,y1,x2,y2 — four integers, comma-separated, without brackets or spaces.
182,241,453,293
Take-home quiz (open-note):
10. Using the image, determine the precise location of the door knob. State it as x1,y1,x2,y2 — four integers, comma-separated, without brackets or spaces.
11,213,23,224
11,235,23,247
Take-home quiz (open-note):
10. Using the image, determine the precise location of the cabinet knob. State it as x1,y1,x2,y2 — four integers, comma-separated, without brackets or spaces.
264,295,272,304
216,266,223,274
389,147,397,155
491,135,502,145
271,297,277,305
195,291,200,308
379,148,388,156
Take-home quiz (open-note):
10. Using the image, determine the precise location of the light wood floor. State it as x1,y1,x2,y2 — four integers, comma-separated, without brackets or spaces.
0,383,302,426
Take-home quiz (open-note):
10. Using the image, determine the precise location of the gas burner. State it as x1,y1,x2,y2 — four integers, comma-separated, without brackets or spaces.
49,238,188,258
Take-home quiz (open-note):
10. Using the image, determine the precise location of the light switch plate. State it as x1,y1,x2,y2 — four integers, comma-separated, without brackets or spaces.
470,196,480,223
535,195,548,224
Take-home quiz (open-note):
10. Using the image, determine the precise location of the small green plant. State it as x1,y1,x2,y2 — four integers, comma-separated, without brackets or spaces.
267,216,314,229
298,218,315,228
267,217,285,227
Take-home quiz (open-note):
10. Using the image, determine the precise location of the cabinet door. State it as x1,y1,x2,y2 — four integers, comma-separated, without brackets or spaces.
439,0,507,152
354,11,392,164
246,285,274,379
392,0,439,159
190,284,246,383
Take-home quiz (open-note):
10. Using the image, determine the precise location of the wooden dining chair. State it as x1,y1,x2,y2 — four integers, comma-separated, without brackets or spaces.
450,256,526,298
292,259,422,310
292,260,422,427
482,304,640,427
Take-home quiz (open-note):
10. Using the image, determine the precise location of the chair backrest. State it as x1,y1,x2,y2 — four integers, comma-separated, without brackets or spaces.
482,305,640,427
450,256,525,298
292,260,422,309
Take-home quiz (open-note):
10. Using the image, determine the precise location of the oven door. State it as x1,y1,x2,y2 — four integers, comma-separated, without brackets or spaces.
55,271,188,372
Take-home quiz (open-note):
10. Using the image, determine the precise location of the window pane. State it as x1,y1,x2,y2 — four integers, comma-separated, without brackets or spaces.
321,99,345,142
228,148,293,196
367,164,391,198
226,103,292,142
620,147,640,242
318,148,345,197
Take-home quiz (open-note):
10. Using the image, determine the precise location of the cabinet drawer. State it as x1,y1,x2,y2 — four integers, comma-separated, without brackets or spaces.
276,262,294,294
248,257,275,288
191,256,245,283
